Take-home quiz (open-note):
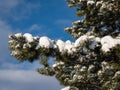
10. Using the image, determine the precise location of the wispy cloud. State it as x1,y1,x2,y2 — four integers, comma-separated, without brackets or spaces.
1,60,42,70
0,0,20,13
28,24,42,32
21,24,47,36
0,20,12,63
0,0,41,21
55,19,72,27
0,70,63,90
11,1,41,21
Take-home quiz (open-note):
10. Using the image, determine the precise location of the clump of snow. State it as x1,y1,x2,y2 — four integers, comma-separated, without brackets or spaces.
56,40,65,52
87,0,95,5
95,37,101,42
64,40,75,54
23,33,34,43
38,36,53,48
64,27,70,31
75,35,88,47
61,86,79,90
96,1,102,7
100,3,107,12
15,44,21,49
11,50,19,56
23,43,32,49
15,33,22,37
72,20,82,25
65,40,72,44
101,36,120,52
61,86,70,90
112,71,120,79
88,35,95,39
56,40,76,54
101,3,106,9
80,66,87,72
101,44,110,52
33,36,39,40
52,61,64,68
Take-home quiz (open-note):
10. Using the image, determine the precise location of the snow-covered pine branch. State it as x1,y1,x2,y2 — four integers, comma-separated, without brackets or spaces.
8,0,120,90
9,33,120,60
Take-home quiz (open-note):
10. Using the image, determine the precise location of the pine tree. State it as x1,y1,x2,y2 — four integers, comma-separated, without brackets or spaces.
9,0,120,90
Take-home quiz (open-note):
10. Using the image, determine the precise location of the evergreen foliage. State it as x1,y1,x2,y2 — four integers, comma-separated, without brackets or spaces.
9,0,120,90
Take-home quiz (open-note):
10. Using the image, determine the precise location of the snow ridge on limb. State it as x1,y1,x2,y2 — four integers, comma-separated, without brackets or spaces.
9,33,120,61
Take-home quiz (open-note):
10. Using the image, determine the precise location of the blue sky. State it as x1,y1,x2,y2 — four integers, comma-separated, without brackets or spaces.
0,0,79,90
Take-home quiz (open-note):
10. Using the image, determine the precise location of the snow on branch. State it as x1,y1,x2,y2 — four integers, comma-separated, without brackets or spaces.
61,86,78,90
9,33,120,62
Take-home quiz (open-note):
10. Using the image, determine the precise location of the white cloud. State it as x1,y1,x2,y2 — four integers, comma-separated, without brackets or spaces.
0,70,42,83
0,69,63,90
0,62,19,69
